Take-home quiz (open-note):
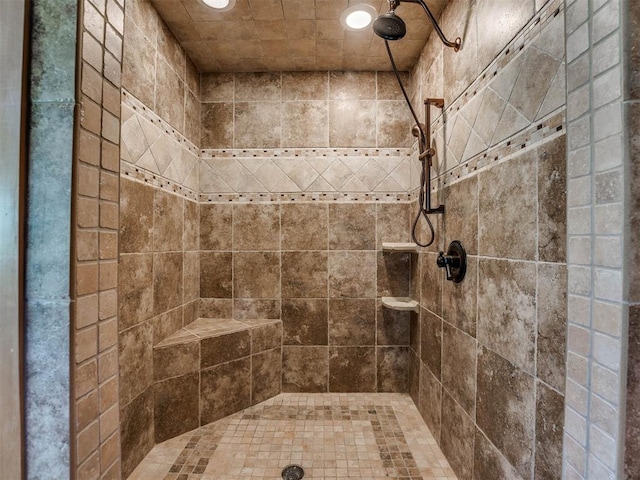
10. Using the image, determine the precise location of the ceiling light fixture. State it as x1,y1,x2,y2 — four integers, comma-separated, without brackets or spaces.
340,4,378,31
202,0,236,11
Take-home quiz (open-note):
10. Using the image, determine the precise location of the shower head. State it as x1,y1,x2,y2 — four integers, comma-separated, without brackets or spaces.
372,12,406,41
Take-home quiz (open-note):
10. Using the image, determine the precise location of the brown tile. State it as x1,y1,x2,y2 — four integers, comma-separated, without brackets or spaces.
329,71,376,100
184,89,200,144
157,20,185,80
329,299,375,346
418,362,442,442
153,252,183,315
233,204,280,250
235,72,281,101
201,330,251,368
329,347,375,392
441,322,477,417
377,346,409,392
629,104,640,302
478,149,537,260
420,308,442,380
478,258,537,373
328,251,376,298
200,252,232,298
410,310,420,357
121,20,155,108
252,348,282,404
281,203,328,250
120,388,154,479
409,351,420,406
282,299,328,346
376,202,411,249
538,135,567,263
537,263,567,393
282,346,328,393
474,428,523,480
376,301,410,346
329,100,376,147
281,251,328,298
153,189,183,252
199,298,233,318
377,71,408,100
200,203,232,250
120,178,153,253
201,103,233,149
282,101,329,148
535,381,564,480
443,176,478,254
247,320,282,353
234,252,281,298
419,252,443,316
201,357,251,424
328,203,375,250
234,299,280,320
154,372,199,443
442,0,480,105
477,346,535,479
442,255,477,338
377,100,413,148
235,102,281,148
155,57,185,132
153,340,199,382
119,322,153,406
626,305,640,478
377,251,410,297
440,389,475,480
475,0,533,71
282,71,328,100
201,73,233,102
183,200,198,251
183,251,199,303
117,254,153,332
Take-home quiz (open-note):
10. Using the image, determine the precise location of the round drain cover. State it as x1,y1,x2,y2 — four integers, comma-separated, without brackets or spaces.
281,464,305,480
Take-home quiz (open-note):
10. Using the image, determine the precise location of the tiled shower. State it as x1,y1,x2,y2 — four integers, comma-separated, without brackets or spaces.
19,0,635,479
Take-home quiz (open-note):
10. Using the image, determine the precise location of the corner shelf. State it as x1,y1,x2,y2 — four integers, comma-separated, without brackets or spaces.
382,242,419,253
381,297,419,313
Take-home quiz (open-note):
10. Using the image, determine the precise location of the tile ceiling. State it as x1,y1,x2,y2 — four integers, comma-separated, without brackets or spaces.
149,0,448,72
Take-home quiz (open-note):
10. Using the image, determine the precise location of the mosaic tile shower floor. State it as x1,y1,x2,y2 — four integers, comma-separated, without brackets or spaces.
128,393,457,480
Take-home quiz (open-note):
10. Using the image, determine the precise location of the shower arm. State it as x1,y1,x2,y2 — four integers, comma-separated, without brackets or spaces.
420,98,445,214
395,0,461,51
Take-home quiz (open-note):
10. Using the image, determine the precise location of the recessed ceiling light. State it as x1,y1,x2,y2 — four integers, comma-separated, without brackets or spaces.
340,4,378,31
202,0,236,11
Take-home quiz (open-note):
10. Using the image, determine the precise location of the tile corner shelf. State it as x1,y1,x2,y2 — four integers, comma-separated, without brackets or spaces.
381,297,419,312
382,242,420,253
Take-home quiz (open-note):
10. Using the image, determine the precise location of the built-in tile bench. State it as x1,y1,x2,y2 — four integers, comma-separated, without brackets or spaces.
152,318,282,443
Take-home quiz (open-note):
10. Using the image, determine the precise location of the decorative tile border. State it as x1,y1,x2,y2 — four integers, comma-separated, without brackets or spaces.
123,90,199,156
434,0,564,124
121,161,199,202
200,148,415,196
430,108,565,189
199,191,416,204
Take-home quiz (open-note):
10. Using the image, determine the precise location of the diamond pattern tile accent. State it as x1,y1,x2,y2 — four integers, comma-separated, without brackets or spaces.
431,10,566,176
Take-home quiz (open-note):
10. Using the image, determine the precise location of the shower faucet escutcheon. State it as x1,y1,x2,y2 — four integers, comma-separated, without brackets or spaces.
437,241,467,283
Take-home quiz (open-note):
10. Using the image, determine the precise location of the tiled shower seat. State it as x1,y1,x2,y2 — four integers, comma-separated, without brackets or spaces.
152,318,282,443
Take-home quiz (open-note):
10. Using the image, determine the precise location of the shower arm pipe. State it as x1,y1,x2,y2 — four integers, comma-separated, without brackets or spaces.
395,0,461,51
421,98,445,214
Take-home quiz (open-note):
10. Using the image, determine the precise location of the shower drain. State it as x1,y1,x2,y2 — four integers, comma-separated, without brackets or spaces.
281,464,305,479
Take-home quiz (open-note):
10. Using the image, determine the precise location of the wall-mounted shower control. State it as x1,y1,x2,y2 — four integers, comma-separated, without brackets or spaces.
437,241,467,283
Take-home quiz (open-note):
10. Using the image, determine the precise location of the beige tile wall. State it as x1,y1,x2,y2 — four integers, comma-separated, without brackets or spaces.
122,0,200,145
200,71,412,149
406,1,568,480
74,0,125,478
